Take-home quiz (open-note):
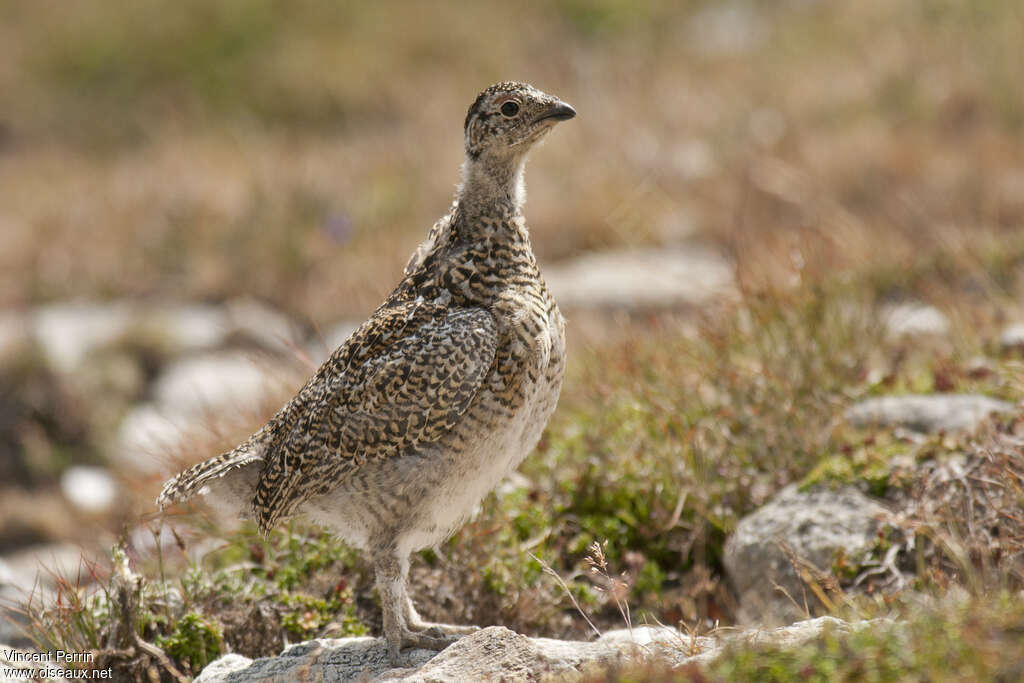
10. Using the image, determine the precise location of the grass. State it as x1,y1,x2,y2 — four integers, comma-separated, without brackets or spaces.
4,0,1024,679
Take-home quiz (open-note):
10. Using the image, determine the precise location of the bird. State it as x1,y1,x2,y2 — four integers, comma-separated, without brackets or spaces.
157,81,575,661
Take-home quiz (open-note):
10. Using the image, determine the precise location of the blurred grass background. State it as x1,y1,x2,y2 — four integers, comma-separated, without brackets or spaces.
3,0,1022,322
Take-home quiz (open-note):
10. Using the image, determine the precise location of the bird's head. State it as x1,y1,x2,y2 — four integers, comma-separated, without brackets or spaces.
463,81,576,163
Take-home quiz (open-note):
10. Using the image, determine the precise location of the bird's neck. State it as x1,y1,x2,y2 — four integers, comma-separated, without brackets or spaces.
454,155,527,243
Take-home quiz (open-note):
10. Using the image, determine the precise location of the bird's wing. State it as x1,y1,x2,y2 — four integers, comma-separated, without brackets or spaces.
252,299,498,533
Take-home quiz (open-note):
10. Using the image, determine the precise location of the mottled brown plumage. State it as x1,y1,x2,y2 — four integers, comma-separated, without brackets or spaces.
157,81,574,661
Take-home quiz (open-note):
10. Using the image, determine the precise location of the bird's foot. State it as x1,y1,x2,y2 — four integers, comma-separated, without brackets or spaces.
386,627,461,664
408,619,480,637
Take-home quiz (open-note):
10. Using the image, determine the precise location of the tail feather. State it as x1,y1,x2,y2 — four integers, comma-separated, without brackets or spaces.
157,444,263,510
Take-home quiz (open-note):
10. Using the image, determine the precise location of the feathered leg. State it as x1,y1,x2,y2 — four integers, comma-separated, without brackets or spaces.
374,551,458,663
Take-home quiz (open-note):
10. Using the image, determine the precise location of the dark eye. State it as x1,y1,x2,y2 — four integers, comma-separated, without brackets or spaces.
500,100,520,117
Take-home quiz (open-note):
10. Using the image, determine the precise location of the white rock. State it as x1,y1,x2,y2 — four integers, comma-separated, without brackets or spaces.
882,303,950,338
116,352,279,473
543,246,735,310
846,394,1013,433
116,403,191,473
32,302,134,372
153,352,275,418
60,466,117,514
1000,323,1024,351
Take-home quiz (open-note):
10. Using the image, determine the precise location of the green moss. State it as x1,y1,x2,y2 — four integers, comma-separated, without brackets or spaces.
634,560,667,596
280,587,367,640
156,612,222,673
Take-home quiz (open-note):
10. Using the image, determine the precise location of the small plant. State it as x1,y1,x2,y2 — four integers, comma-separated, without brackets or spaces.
156,611,222,673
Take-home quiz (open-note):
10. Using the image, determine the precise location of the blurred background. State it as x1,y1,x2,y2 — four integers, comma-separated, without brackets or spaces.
2,0,1024,666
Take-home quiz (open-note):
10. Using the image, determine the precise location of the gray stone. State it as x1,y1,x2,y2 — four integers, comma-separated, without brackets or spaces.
882,303,950,338
195,619,888,682
723,485,892,623
195,625,702,682
846,394,1013,433
543,246,734,310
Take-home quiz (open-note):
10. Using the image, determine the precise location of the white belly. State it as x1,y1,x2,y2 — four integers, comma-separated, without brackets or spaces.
398,321,563,556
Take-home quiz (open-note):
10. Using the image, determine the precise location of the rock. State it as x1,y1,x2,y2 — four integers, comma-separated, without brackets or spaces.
152,352,276,418
60,466,117,514
32,302,135,373
195,625,702,682
543,246,734,310
115,403,193,474
1000,323,1024,352
115,351,280,473
723,485,892,624
195,619,887,682
882,303,950,338
30,300,302,375
846,394,1013,434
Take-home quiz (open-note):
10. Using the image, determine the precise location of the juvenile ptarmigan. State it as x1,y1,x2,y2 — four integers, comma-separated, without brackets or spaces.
157,81,575,661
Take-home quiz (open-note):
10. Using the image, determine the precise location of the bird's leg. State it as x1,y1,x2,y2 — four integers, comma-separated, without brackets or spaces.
374,552,455,663
403,594,479,637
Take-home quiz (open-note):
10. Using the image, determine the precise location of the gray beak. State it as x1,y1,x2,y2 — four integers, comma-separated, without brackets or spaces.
534,100,577,124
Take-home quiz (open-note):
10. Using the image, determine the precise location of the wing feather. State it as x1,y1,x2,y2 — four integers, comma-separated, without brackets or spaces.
253,301,497,532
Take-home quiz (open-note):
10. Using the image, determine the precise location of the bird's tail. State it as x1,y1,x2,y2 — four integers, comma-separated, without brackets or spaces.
156,443,264,512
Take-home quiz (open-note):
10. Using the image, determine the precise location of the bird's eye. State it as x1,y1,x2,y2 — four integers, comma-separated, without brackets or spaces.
500,101,520,117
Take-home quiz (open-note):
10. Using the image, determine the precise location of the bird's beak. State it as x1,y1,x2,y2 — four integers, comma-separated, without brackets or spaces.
533,100,577,125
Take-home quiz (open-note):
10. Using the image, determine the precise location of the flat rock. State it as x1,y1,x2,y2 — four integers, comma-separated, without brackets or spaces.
723,485,892,624
195,625,701,682
846,394,1013,433
543,246,734,310
195,618,887,682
